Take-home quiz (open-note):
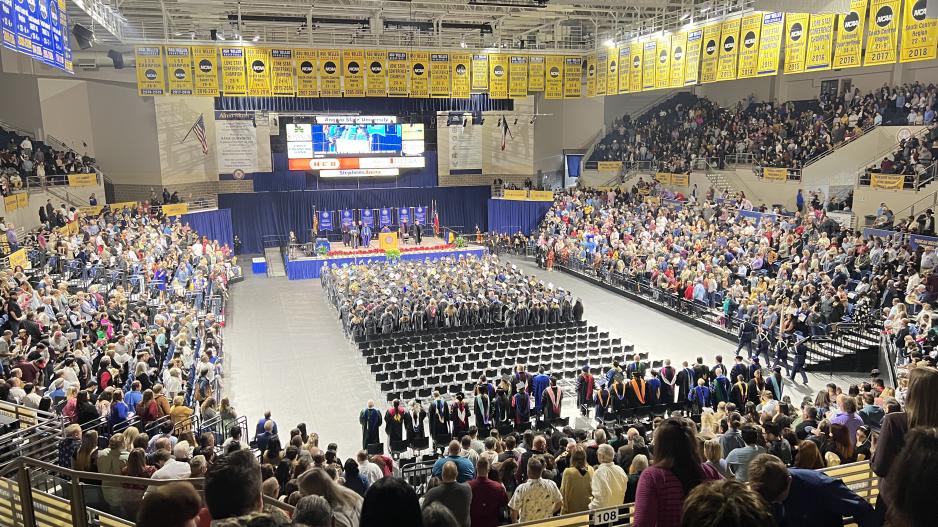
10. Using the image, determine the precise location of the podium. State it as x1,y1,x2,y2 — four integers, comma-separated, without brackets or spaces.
378,231,399,251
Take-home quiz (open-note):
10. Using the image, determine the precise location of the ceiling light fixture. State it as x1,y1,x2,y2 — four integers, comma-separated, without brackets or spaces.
603,38,615,47
460,41,467,48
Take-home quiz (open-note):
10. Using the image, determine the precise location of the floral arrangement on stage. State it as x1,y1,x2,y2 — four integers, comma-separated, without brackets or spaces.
325,243,456,257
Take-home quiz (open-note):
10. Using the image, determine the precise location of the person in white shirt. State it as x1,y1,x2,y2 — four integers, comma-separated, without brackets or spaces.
356,450,383,486
589,444,628,510
22,383,42,409
509,457,563,522
151,442,192,481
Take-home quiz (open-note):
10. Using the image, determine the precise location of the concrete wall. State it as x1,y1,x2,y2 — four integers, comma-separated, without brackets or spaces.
85,83,162,186
37,78,96,157
0,71,42,135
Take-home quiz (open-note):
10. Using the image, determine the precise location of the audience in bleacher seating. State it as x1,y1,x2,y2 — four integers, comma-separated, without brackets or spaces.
0,126,98,195
862,123,938,189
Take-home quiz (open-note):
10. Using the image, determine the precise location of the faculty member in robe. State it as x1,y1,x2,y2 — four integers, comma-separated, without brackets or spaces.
359,400,383,449
404,400,427,444
385,399,405,445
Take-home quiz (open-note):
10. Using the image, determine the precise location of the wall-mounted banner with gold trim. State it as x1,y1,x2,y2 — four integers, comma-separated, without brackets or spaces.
805,13,835,71
270,49,295,96
162,203,190,216
597,161,623,172
700,22,722,83
865,0,901,65
595,52,607,96
294,49,319,97
655,172,672,184
736,13,763,79
756,12,784,76
410,51,429,97
365,50,387,97
450,52,471,99
833,0,867,68
655,35,671,90
67,173,96,187
387,51,408,97
488,54,509,99
192,46,220,96
471,54,488,91
604,51,618,94
670,173,690,186
585,53,598,97
641,40,656,90
135,46,165,96
429,53,451,98
563,56,582,98
683,29,702,85
669,32,686,88
544,55,563,99
528,55,545,91
3,195,18,212
617,46,631,93
509,55,528,98
784,13,810,73
244,47,272,97
165,46,193,95
762,167,789,181
318,49,341,97
900,0,938,62
219,47,246,96
871,173,904,190
342,49,365,97
716,17,741,82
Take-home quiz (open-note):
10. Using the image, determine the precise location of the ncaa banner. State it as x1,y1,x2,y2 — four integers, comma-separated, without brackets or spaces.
509,55,528,98
410,51,429,98
865,0,901,65
387,51,408,97
429,53,451,98
365,50,387,97
605,51,618,94
642,40,656,90
399,207,411,224
219,47,247,96
628,42,643,92
669,33,687,88
756,12,784,76
319,211,334,231
585,53,598,97
736,13,762,79
700,22,721,83
528,55,545,91
451,53,472,99
165,46,193,95
342,49,365,97
488,54,509,99
806,13,835,71
341,209,354,227
294,49,319,97
471,54,489,91
683,29,702,85
360,209,374,227
716,17,741,82
617,47,631,94
379,207,392,227
192,46,219,96
784,13,810,73
563,56,583,98
595,52,607,96
414,206,427,224
654,35,671,90
319,49,341,97
900,0,938,62
834,1,867,68
545,55,564,99
244,47,272,97
270,49,295,96
135,46,165,96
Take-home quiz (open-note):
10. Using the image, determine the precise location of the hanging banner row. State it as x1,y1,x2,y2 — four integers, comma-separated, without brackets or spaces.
316,207,429,231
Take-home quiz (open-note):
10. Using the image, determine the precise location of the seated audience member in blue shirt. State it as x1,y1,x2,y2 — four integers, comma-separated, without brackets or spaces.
431,440,476,483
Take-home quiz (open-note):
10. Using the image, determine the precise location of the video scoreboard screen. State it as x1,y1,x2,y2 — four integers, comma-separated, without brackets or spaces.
1,0,73,73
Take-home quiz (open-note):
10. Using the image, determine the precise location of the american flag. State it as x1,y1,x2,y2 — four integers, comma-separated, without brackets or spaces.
182,113,208,155
500,115,513,151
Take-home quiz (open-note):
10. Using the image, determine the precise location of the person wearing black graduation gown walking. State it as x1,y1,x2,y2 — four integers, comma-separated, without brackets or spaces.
404,401,427,444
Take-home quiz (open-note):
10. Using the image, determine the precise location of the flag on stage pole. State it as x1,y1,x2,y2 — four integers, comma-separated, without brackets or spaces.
500,116,513,151
181,113,209,155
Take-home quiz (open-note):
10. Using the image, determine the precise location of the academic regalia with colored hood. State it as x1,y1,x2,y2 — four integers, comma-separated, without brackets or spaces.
404,409,427,442
689,384,713,412
531,373,551,412
494,388,511,424
676,366,695,403
384,405,405,444
474,393,493,430
512,391,531,424
659,365,677,403
594,386,612,421
542,386,562,420
712,375,731,405
610,381,629,413
730,380,749,408
626,377,648,408
359,407,382,449
576,371,595,408
645,376,661,406
451,399,471,437
428,398,450,438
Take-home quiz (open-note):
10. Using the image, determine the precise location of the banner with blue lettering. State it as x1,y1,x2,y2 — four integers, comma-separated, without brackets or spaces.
319,210,333,231
360,208,374,227
340,209,354,227
399,207,411,224
909,234,938,250
414,205,427,224
736,210,777,225
379,207,392,227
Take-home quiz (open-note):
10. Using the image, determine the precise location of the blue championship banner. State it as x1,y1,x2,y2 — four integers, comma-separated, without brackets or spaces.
360,208,374,226
319,210,333,231
398,207,411,224
341,209,354,226
414,205,427,224
379,207,392,227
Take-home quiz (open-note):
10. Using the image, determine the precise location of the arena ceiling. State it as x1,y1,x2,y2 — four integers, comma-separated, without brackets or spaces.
67,0,755,51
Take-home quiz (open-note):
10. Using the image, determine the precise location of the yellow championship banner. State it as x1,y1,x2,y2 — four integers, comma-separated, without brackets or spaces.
670,173,690,186
8,248,27,269
617,47,630,93
410,52,429,97
806,13,835,71
901,0,938,62
471,54,489,91
67,173,96,187
244,47,272,97
502,190,554,202
15,192,26,208
595,52,607,96
219,47,246,96
134,46,165,96
597,161,623,172
700,22,722,83
509,55,528,98
784,13,810,74
365,50,387,97
756,12,784,76
642,40,656,90
450,53,471,99
655,35,671,90
528,56,545,92
655,172,671,184
716,17,741,82
629,42,643,92
294,49,319,97
545,55,564,99
488,54,509,99
865,0,901,65
762,167,789,181
833,1,867,68
270,49,295,96
162,203,190,216
669,33,686,88
319,49,342,97
871,173,904,190
563,56,582,98
3,195,17,212
684,29,702,85
429,53,451,98
165,46,193,95
736,13,763,79
192,46,220,96
79,205,104,216
387,51,408,97
109,201,138,211
605,51,618,94
342,49,365,97
585,53,598,97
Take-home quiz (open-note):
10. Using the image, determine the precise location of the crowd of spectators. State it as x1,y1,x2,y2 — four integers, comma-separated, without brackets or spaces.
863,123,938,189
0,128,98,196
